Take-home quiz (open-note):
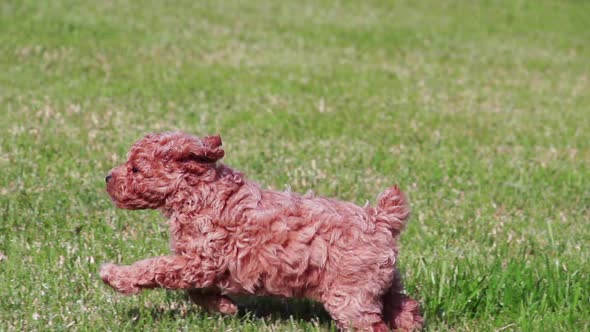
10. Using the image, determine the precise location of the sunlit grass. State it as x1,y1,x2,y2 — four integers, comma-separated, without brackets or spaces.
1,0,589,331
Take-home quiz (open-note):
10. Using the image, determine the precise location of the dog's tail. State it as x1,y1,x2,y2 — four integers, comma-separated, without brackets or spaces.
372,185,410,238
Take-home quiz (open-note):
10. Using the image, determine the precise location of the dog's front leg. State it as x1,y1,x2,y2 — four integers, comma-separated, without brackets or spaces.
100,255,214,295
187,289,238,315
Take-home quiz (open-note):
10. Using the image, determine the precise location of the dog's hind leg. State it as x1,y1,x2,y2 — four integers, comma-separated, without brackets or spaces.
382,273,423,331
321,289,386,331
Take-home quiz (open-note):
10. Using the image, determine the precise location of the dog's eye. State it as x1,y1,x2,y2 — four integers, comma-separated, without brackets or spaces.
131,167,139,173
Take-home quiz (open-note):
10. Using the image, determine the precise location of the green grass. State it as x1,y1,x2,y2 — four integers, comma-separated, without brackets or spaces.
1,0,589,330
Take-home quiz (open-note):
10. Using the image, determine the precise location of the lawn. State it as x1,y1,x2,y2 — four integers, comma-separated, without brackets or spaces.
1,0,589,331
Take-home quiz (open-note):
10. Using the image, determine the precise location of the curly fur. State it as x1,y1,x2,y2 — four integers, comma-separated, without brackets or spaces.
100,132,423,331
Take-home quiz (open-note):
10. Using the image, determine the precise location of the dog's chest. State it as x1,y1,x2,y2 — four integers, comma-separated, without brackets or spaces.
168,215,230,258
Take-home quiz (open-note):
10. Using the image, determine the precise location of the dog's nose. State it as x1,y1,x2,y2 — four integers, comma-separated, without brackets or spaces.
105,175,112,183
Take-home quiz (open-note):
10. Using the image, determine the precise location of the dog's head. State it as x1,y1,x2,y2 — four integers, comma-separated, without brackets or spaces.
105,132,224,209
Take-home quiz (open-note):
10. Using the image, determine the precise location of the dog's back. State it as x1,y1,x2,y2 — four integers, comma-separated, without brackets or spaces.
220,183,406,302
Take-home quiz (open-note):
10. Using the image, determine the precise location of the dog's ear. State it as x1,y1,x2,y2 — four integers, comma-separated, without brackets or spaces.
199,134,224,162
171,134,224,173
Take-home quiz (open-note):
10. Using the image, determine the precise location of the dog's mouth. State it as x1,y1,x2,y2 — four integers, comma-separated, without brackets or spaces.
106,186,142,210
105,180,121,205
104,177,164,210
105,174,127,206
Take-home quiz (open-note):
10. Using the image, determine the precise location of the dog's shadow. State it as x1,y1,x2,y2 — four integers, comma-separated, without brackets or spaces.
126,292,333,328
235,295,332,323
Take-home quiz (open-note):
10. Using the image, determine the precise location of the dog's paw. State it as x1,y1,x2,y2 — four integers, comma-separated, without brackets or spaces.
99,263,141,295
217,296,239,315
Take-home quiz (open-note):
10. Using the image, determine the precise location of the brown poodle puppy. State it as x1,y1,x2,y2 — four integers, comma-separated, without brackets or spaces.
100,132,422,331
